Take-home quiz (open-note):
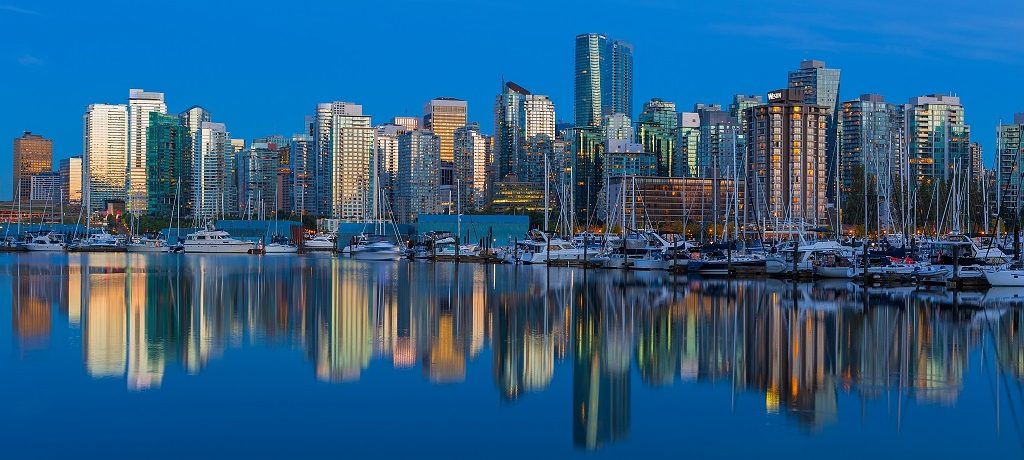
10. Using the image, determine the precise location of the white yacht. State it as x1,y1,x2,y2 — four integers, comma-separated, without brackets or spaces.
182,226,256,254
303,233,337,252
71,230,125,252
984,269,1024,287
504,230,586,265
22,232,67,252
766,240,853,276
264,235,299,254
349,234,404,261
127,234,170,253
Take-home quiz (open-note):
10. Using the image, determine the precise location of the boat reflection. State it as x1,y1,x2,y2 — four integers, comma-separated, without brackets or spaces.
7,253,1024,449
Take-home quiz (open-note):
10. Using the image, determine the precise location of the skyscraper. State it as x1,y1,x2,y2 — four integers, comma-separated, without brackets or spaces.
636,99,678,176
603,113,633,142
290,134,315,215
746,88,830,225
494,82,556,183
905,94,971,188
376,123,410,213
839,94,906,231
788,60,841,200
328,104,375,221
127,89,167,212
237,141,282,216
145,113,192,217
523,94,557,141
453,123,491,210
574,33,608,129
695,104,741,179
83,103,129,213
423,97,468,164
675,112,700,177
193,121,233,219
396,130,442,224
996,114,1024,221
13,131,52,203
608,40,634,118
59,156,82,206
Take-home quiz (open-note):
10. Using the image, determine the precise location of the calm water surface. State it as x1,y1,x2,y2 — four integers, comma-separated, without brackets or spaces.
2,253,1023,458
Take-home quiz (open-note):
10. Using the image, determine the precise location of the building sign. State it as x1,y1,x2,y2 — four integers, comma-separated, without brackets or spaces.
767,91,784,102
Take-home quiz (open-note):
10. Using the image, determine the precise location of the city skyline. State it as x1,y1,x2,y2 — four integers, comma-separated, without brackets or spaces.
4,0,1023,201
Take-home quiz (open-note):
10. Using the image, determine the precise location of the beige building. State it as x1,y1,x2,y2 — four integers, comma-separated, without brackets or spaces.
13,131,53,203
423,98,467,163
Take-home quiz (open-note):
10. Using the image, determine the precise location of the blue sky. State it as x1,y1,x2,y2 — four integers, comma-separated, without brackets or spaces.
2,0,1023,200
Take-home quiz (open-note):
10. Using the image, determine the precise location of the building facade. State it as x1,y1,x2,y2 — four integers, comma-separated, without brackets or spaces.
290,134,315,215
636,99,678,177
997,114,1024,220
193,121,233,219
453,123,491,210
29,172,60,203
745,88,830,226
607,175,744,233
675,112,700,177
423,97,467,165
905,94,971,187
696,105,742,180
396,130,442,224
237,142,284,216
788,60,841,202
83,103,129,213
13,131,52,203
59,156,82,206
145,112,192,217
127,89,167,212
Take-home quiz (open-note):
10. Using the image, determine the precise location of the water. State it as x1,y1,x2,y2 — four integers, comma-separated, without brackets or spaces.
2,252,1023,458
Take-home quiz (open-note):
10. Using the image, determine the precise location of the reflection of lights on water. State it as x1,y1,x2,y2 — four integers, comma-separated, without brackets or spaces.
766,386,780,414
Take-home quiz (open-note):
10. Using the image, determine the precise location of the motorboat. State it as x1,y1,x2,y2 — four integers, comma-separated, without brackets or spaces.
304,232,337,252
127,233,170,253
504,230,586,265
70,230,125,252
182,225,256,254
349,234,404,261
766,240,853,276
22,231,66,252
812,250,856,278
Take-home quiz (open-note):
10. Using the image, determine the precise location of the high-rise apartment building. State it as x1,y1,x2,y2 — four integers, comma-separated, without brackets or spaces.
905,94,971,188
453,123,491,210
29,172,60,203
193,121,233,219
83,103,129,213
494,82,556,183
523,94,556,141
997,114,1024,220
838,94,905,193
423,97,468,164
636,99,678,176
328,104,375,221
788,60,841,201
12,131,52,203
603,113,633,142
237,142,283,216
696,104,742,179
573,33,634,127
396,130,442,224
376,123,410,213
392,116,420,132
746,88,830,225
127,89,167,212
145,113,192,217
290,134,315,215
59,156,82,206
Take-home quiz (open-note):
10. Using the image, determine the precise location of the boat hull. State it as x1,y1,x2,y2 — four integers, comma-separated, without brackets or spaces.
183,243,255,254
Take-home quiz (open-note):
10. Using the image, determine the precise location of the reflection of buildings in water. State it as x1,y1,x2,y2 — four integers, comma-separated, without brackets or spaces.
424,265,469,384
573,282,630,450
84,263,127,377
313,259,377,382
996,309,1024,382
11,263,55,349
127,259,164,390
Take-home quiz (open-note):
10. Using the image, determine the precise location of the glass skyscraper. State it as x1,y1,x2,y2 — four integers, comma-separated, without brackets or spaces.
636,99,678,177
905,94,970,187
145,112,191,217
574,33,634,127
127,89,166,213
997,114,1024,221
83,103,129,214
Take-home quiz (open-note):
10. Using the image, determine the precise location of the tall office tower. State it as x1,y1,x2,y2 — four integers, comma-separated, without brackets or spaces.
636,99,678,176
729,94,763,128
145,113,192,217
12,131,53,203
83,103,129,213
839,94,906,231
392,116,420,132
237,142,282,216
396,130,442,224
376,123,410,213
494,82,530,180
193,121,233,219
695,105,741,179
571,126,605,221
745,88,830,225
453,123,491,210
675,112,700,177
608,40,634,118
996,114,1024,220
127,89,167,212
523,94,557,141
290,134,315,215
574,33,608,128
59,156,83,206
969,142,983,186
604,139,656,178
603,113,633,142
788,60,841,201
179,106,211,147
905,94,971,188
423,97,468,164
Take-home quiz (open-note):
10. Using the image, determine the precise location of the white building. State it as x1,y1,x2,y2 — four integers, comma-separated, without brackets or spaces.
193,122,233,219
127,89,167,212
320,103,374,221
60,156,83,205
396,130,441,224
453,124,491,210
83,103,129,213
523,94,556,141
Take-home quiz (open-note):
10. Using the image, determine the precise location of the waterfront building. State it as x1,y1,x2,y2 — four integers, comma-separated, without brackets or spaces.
376,123,409,213
313,102,374,220
13,131,52,203
145,113,192,217
745,88,830,226
674,112,700,177
608,40,633,118
839,94,905,194
905,94,971,187
290,134,315,215
237,142,283,216
788,60,841,201
636,99,678,177
490,180,548,215
127,89,167,213
83,103,129,213
453,123,491,210
970,142,983,187
396,130,442,224
59,156,82,206
997,113,1024,220
193,121,234,219
574,33,608,128
494,82,557,184
29,172,60,203
571,126,605,223
606,175,744,232
605,139,657,179
729,94,763,129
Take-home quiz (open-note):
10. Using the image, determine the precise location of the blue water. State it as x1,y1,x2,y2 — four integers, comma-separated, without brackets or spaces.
2,252,1022,458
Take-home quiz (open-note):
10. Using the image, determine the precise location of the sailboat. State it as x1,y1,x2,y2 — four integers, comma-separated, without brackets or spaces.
262,193,298,254
349,174,404,261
